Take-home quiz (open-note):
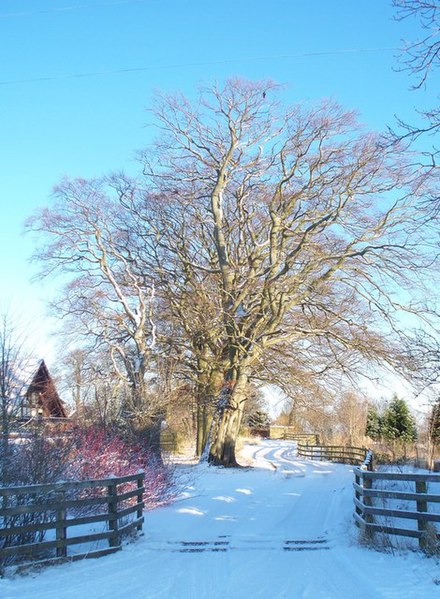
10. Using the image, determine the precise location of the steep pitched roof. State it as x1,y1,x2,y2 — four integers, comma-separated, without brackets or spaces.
26,360,67,418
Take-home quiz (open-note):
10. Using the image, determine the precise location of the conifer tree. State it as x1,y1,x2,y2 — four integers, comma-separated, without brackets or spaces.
429,397,440,446
365,405,382,440
248,410,271,429
382,395,417,442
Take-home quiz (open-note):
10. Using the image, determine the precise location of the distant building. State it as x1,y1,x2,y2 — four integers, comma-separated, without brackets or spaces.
20,360,68,420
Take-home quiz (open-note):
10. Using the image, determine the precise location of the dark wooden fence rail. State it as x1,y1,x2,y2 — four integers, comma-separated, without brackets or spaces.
297,443,369,466
353,468,440,551
283,433,320,445
0,472,145,569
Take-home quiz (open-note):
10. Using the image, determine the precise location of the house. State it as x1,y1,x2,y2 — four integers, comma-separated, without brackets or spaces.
21,360,68,420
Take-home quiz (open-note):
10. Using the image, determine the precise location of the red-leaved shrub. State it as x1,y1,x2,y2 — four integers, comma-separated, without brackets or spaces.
1,426,175,568
67,426,175,509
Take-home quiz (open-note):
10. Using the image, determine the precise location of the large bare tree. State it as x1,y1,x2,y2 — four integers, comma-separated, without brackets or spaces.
29,79,438,466
135,79,436,465
27,178,163,448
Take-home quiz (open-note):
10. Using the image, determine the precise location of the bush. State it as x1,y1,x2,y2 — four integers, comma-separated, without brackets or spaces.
7,436,72,487
2,426,175,509
0,430,74,568
67,426,175,509
1,425,176,570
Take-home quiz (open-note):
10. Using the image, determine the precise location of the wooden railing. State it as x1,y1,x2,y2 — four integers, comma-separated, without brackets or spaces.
283,433,320,445
354,468,440,551
0,472,145,570
361,449,374,471
297,443,370,466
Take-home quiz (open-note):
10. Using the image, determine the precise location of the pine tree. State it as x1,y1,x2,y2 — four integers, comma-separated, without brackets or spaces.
382,395,417,442
365,406,382,440
248,409,271,429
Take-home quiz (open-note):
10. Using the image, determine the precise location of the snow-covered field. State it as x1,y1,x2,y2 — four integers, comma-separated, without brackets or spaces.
1,440,439,598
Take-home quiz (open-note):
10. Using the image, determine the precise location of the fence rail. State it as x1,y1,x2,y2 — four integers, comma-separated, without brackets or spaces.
297,443,369,466
353,467,440,551
0,472,145,570
283,433,320,444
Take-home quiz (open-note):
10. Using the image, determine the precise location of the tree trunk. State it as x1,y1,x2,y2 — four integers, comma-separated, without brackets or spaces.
196,402,205,456
196,402,214,456
209,373,248,467
195,365,224,456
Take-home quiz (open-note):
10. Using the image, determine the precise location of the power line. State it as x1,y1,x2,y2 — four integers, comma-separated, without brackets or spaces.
0,0,151,19
0,47,397,86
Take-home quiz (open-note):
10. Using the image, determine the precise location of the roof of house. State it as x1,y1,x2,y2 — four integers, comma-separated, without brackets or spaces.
26,360,68,418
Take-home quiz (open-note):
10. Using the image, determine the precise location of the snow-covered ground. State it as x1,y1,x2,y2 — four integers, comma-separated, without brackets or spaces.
1,440,439,598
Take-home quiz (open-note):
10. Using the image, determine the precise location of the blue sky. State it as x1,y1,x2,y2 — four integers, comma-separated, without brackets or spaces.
0,0,436,360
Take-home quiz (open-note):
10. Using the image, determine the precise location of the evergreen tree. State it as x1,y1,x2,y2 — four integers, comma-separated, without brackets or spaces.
382,395,417,442
248,410,271,429
429,397,440,446
365,405,382,440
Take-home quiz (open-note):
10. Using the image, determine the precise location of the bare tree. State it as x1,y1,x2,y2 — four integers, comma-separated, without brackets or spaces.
60,348,125,428
0,312,35,482
391,1,439,180
135,79,437,465
26,178,163,450
29,79,438,466
394,0,440,89
334,391,369,446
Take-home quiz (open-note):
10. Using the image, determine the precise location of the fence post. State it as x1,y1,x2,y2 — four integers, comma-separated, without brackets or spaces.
108,481,119,548
355,470,362,517
415,480,428,551
55,490,67,558
363,474,375,540
136,474,144,532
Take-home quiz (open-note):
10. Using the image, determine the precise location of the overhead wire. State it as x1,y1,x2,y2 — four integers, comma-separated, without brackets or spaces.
0,0,151,19
0,47,396,86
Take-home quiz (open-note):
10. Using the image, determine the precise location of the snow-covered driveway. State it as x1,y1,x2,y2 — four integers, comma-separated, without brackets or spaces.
1,440,439,598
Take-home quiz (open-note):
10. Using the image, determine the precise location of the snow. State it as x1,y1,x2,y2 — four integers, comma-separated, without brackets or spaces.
1,440,439,598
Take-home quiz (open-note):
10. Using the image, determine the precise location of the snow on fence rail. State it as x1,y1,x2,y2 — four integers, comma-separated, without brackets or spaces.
297,443,370,466
0,472,145,571
353,468,440,552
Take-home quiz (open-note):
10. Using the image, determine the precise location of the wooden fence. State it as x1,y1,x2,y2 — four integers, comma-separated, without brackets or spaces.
0,472,145,570
297,443,369,466
353,468,440,551
283,433,320,445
